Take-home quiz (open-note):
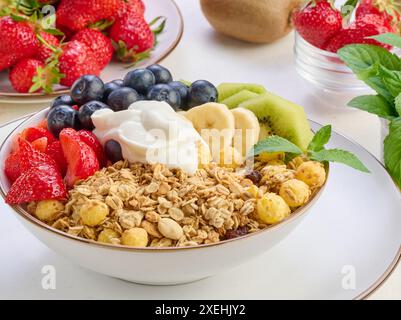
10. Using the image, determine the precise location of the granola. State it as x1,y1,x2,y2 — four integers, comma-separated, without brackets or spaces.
29,158,325,248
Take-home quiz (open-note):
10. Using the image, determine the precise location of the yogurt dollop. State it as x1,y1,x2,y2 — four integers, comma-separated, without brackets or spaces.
91,101,203,174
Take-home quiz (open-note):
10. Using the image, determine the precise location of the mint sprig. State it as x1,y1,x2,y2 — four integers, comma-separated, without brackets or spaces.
249,125,370,173
338,34,401,187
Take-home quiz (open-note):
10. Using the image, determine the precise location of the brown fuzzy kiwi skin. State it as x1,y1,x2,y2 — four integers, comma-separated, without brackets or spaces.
200,0,303,44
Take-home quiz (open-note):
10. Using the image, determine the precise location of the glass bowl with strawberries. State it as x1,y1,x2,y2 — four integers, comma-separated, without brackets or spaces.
293,0,401,92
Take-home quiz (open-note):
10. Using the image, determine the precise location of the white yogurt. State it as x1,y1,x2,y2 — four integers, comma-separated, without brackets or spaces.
91,101,203,174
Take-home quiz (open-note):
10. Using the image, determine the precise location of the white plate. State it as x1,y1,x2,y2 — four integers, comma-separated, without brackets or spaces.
0,117,400,299
0,0,183,104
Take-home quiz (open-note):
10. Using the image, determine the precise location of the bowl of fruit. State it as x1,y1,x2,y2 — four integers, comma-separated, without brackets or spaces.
0,65,369,285
293,0,400,91
0,0,183,100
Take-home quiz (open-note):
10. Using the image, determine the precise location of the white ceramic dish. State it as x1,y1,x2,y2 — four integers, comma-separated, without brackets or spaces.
0,115,400,298
0,0,183,104
0,108,326,285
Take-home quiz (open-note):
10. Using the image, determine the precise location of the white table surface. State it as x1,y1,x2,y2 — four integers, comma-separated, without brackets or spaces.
0,0,399,300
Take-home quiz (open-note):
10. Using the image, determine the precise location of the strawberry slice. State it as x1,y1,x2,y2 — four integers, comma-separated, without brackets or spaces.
18,138,59,174
31,137,48,153
46,140,68,176
59,128,99,187
78,130,106,166
21,127,56,144
4,152,21,182
37,119,48,130
6,167,67,204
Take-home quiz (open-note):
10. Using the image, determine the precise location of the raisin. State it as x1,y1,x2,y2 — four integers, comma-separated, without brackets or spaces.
245,171,262,184
225,226,249,240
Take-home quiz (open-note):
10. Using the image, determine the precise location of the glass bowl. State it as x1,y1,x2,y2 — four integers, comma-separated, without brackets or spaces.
294,32,368,92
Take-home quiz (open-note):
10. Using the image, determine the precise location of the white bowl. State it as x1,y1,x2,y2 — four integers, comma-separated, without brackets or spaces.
0,108,327,285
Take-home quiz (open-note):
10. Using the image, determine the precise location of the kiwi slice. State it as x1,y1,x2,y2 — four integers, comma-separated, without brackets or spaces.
240,92,313,151
221,90,259,109
217,83,267,102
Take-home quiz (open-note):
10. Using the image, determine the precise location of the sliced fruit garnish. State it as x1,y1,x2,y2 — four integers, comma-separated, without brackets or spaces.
46,141,68,176
78,130,106,166
184,103,235,159
31,137,48,153
217,83,266,102
5,167,67,205
231,108,260,157
5,152,21,183
21,126,55,144
59,128,99,187
18,138,59,174
221,90,259,109
240,92,314,152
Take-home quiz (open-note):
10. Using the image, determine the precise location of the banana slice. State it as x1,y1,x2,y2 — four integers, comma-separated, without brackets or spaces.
231,108,260,157
184,103,235,159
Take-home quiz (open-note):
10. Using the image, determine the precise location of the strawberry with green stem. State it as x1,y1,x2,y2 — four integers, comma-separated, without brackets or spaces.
292,0,343,49
110,14,166,63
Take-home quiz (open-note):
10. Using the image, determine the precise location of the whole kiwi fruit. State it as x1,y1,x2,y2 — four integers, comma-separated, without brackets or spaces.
200,0,303,44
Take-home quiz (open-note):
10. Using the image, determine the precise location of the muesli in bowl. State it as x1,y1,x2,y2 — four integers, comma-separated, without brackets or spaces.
0,65,367,283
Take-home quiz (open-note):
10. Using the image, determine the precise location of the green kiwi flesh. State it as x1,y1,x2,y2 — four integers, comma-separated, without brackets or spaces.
217,83,267,102
239,92,313,151
221,90,259,109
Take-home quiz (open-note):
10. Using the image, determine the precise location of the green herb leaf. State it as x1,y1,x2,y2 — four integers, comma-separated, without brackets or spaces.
384,118,401,187
310,149,370,173
395,94,401,116
43,28,64,36
369,33,401,49
338,44,401,102
378,65,401,98
308,125,332,152
348,95,397,120
249,136,303,158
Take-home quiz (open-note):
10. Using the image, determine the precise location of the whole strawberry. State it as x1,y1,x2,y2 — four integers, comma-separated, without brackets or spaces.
293,0,343,49
56,0,120,31
110,13,154,62
0,17,39,71
9,59,45,93
35,32,60,63
59,40,101,87
325,22,391,53
115,0,145,19
72,29,113,70
356,0,400,33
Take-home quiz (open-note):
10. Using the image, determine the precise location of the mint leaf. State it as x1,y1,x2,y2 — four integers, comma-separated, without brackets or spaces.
310,149,370,173
348,95,397,120
338,44,401,73
395,94,401,116
308,125,331,152
384,118,401,187
249,136,303,157
370,33,401,49
378,65,401,98
338,45,401,102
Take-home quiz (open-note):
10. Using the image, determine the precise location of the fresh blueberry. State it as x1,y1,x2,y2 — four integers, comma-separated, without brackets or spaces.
147,84,181,110
78,101,109,130
50,95,75,109
47,105,80,138
187,80,218,108
105,140,123,163
70,75,105,106
138,93,146,101
146,64,173,84
123,69,155,94
168,81,189,109
103,82,122,101
112,79,124,87
107,87,140,111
